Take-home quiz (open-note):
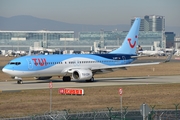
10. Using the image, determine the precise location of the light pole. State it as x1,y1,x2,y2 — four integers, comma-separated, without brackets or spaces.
49,81,53,113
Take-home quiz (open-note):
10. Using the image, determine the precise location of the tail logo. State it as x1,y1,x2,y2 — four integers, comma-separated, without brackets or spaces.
128,35,137,48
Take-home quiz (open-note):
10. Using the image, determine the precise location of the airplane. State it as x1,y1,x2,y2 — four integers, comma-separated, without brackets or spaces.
138,50,165,56
2,18,170,84
4,50,27,57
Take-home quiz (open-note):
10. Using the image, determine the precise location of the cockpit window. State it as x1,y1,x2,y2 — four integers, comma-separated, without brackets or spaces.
9,62,21,65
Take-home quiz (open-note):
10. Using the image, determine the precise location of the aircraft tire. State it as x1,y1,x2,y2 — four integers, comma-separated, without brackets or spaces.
63,76,71,82
17,80,23,84
20,80,23,84
86,77,94,82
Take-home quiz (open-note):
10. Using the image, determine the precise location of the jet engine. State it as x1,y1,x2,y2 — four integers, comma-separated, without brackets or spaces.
72,69,92,80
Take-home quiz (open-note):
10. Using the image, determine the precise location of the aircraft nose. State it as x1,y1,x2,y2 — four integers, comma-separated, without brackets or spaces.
2,67,16,76
2,66,11,74
2,68,7,73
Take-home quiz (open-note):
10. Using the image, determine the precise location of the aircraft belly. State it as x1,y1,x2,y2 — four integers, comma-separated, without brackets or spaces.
34,65,63,76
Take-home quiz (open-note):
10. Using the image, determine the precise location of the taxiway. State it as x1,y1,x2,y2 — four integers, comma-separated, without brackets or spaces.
0,76,179,92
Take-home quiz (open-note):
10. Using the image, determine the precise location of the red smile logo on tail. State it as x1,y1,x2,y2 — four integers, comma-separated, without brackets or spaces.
128,35,137,48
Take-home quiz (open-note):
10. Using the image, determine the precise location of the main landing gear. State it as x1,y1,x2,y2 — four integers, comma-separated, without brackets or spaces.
62,76,95,82
62,76,71,82
86,77,95,82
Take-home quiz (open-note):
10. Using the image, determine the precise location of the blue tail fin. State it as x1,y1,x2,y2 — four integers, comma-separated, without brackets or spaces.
110,18,141,55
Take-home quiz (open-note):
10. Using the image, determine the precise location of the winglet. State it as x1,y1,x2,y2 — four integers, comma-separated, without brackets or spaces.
164,48,175,63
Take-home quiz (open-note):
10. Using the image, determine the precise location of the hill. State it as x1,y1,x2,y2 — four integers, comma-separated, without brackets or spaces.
0,15,129,32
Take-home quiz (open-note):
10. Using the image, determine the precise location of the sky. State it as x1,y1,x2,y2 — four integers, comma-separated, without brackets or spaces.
0,0,180,26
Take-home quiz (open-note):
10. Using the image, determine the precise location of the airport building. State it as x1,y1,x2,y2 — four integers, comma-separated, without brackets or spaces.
0,31,75,51
165,32,176,48
175,37,180,49
131,15,165,32
79,30,165,51
0,30,165,52
0,15,174,53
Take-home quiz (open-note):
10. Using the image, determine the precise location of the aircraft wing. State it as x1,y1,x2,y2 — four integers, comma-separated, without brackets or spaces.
131,55,150,58
65,62,160,76
91,62,160,71
92,49,174,72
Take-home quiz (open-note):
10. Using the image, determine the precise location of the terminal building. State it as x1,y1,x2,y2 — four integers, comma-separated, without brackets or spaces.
0,31,75,51
0,15,176,53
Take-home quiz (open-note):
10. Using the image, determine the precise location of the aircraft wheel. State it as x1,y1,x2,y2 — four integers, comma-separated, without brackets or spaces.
90,77,94,82
63,76,71,82
86,77,94,82
17,80,23,84
20,80,23,84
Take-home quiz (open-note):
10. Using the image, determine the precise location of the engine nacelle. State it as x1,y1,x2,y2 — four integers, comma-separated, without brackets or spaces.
72,69,92,80
34,76,52,80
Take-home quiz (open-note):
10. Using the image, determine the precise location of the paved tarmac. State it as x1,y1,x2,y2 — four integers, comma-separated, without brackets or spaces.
0,76,179,92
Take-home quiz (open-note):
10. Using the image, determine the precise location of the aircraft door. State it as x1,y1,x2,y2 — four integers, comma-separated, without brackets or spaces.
74,60,80,67
26,58,33,70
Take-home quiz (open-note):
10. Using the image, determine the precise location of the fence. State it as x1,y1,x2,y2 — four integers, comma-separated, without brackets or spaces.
1,108,180,120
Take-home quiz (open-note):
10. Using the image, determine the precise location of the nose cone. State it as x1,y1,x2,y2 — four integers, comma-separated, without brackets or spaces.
2,67,8,74
2,67,14,76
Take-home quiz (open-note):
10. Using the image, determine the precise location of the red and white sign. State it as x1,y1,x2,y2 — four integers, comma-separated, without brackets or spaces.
49,81,53,89
59,88,84,95
119,88,123,95
59,88,65,94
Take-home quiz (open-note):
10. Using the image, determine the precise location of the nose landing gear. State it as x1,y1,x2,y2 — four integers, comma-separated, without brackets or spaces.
17,80,23,84
15,76,23,84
